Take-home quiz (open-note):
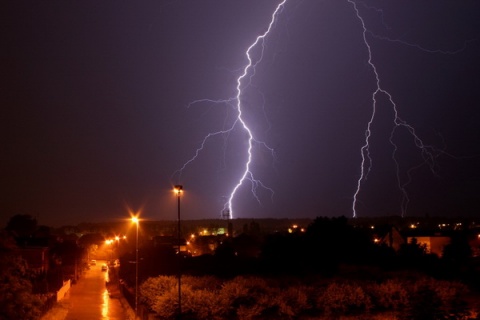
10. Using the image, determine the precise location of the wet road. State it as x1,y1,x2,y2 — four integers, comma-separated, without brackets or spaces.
65,260,126,320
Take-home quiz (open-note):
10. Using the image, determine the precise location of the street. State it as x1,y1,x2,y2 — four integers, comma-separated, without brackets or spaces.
65,260,126,320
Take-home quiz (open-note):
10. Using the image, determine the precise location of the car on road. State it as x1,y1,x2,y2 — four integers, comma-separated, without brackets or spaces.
101,264,108,271
90,259,96,266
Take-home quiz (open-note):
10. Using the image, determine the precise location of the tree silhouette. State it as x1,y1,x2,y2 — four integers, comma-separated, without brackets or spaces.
6,214,38,239
0,230,43,320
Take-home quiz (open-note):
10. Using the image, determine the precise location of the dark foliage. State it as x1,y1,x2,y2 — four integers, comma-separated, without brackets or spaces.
0,231,43,320
132,216,479,286
77,233,105,247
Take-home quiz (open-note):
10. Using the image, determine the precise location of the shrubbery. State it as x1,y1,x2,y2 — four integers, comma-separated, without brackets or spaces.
140,274,476,320
0,235,45,320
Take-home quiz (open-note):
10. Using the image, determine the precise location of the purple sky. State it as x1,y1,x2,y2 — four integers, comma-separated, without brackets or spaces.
2,1,480,227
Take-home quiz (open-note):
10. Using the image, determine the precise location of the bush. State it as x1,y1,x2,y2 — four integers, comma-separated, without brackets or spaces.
182,275,222,291
407,277,470,320
404,284,445,320
140,275,177,310
368,279,409,311
221,276,271,319
139,274,475,320
152,285,180,319
275,286,310,317
0,254,44,320
316,281,372,316
181,285,227,320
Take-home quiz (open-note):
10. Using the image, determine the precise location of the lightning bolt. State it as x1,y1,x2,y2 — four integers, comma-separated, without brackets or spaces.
174,1,460,220
348,0,442,218
173,1,286,219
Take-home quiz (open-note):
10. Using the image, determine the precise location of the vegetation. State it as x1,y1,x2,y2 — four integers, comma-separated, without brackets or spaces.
140,274,475,320
129,216,480,319
1,213,479,319
1,214,86,319
0,230,45,320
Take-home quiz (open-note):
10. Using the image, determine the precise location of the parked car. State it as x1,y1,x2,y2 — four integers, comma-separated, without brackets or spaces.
90,259,96,266
101,264,108,271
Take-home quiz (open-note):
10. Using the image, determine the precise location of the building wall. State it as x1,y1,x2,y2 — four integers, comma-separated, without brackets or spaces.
407,236,450,257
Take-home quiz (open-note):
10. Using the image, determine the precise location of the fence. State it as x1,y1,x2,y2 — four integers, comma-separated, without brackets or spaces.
56,279,70,301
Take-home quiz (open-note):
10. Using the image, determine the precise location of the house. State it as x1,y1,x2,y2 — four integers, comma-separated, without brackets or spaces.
379,227,405,251
406,236,451,257
378,226,452,257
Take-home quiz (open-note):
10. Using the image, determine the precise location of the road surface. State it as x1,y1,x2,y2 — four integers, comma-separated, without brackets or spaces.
65,260,126,320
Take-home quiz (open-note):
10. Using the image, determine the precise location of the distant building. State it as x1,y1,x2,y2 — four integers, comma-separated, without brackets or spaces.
406,236,451,257
189,235,228,256
403,226,454,257
153,235,187,254
378,226,452,257
380,227,405,251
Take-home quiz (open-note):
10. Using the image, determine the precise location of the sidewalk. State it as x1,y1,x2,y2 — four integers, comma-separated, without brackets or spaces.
40,292,70,320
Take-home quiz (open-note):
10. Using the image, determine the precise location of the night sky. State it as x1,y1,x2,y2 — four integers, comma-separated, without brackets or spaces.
2,1,480,227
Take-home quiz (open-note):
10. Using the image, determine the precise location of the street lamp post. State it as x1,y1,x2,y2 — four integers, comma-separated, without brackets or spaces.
131,216,139,318
173,185,183,319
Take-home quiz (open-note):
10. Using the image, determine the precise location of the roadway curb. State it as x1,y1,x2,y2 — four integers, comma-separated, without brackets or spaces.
118,294,137,320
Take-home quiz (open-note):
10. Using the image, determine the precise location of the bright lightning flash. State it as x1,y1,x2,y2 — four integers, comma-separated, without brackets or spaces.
348,0,441,218
173,1,286,219
175,0,449,220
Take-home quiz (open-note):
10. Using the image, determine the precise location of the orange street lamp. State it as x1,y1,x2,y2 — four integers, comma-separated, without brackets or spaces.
131,215,139,317
173,185,183,318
